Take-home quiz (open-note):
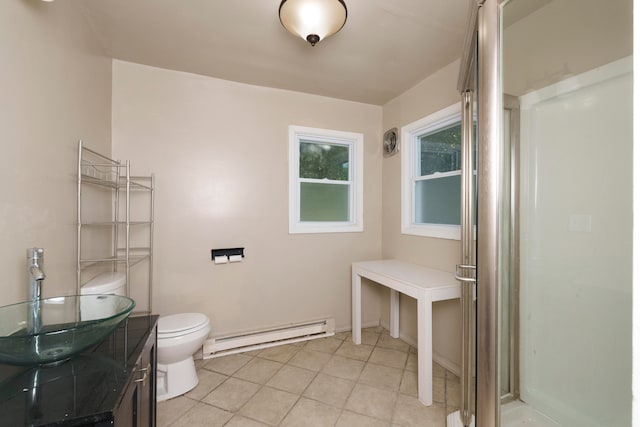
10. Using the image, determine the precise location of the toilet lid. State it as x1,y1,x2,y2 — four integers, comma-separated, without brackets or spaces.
81,272,126,295
158,313,209,335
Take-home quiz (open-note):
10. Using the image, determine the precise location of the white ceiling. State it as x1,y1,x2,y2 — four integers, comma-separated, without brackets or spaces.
75,0,470,105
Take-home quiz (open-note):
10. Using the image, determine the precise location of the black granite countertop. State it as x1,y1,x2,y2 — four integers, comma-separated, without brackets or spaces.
0,315,158,427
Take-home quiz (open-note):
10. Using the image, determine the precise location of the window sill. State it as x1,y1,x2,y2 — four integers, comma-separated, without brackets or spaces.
401,224,461,240
290,222,363,234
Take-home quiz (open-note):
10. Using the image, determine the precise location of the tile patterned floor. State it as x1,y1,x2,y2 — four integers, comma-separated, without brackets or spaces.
157,326,461,427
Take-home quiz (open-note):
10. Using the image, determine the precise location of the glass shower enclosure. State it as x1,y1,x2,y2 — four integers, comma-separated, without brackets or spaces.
453,0,633,426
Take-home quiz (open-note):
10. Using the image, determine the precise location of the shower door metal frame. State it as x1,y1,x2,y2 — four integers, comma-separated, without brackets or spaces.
458,0,520,424
502,94,520,404
477,0,502,425
456,3,480,426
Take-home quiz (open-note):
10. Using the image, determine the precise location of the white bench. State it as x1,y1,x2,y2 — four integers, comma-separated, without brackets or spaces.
351,259,460,406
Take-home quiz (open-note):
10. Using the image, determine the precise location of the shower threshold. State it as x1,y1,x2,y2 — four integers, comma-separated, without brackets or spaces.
447,401,561,427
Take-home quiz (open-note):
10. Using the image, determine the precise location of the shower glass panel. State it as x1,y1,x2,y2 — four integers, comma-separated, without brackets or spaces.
498,0,633,425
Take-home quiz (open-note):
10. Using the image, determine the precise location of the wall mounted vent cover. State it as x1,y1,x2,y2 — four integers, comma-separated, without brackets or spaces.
383,128,399,157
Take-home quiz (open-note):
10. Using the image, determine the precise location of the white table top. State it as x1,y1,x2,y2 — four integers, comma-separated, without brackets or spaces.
353,259,460,301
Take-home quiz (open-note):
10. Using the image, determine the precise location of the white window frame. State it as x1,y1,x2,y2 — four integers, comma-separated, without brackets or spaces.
289,125,363,234
401,103,462,240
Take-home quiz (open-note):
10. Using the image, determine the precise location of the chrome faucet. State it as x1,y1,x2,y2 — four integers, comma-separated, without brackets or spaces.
27,248,45,335
27,248,45,301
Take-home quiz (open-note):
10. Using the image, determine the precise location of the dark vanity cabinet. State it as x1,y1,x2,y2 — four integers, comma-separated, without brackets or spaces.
0,315,158,427
114,318,157,426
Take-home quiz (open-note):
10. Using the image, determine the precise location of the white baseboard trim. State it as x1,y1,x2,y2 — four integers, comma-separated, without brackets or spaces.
335,319,380,334
203,318,335,359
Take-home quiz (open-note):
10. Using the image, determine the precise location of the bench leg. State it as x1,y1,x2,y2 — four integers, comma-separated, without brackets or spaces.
390,290,400,338
352,272,362,345
417,296,433,406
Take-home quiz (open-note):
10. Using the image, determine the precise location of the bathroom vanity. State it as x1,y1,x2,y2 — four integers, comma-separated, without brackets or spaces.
0,315,158,426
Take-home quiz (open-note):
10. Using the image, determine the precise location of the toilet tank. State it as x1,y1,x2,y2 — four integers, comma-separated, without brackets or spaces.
81,272,126,296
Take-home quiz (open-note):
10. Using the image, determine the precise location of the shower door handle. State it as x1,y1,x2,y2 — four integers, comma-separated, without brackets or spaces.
457,262,476,427
455,264,476,283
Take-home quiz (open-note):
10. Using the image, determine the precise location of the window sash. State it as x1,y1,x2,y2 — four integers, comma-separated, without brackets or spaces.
414,170,461,182
296,141,354,224
412,173,461,226
401,103,462,240
299,141,351,181
289,125,363,234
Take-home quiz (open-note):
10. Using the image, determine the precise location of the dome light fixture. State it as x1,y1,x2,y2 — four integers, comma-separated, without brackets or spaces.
279,0,348,47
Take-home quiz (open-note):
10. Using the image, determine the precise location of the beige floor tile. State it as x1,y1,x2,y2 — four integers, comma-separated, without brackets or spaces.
335,410,389,427
204,353,253,376
288,349,331,371
280,397,341,427
266,364,316,394
239,386,299,426
224,415,271,427
194,358,206,370
171,402,233,427
157,395,198,427
369,347,408,369
203,377,260,412
185,369,227,401
321,355,365,381
363,325,384,333
346,331,380,346
334,340,374,361
344,383,397,422
257,344,300,363
304,337,343,354
393,394,446,427
303,373,355,408
170,341,461,427
433,376,446,404
447,380,460,407
359,362,403,391
233,358,283,384
399,370,418,397
377,334,411,352
433,362,446,378
406,353,418,372
333,331,349,341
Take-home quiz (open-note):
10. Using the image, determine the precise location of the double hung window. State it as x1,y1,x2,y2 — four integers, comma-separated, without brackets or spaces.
401,104,467,239
289,125,363,234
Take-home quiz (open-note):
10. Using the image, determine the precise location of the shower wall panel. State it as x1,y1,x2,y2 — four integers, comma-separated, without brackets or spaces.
519,58,632,426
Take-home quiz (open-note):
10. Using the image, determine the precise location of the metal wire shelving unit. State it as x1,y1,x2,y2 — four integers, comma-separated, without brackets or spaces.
76,140,154,315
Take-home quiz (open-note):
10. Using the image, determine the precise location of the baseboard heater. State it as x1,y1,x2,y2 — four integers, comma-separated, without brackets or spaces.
203,318,335,359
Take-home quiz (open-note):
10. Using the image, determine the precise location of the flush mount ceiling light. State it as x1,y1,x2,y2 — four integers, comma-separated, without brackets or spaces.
279,0,347,47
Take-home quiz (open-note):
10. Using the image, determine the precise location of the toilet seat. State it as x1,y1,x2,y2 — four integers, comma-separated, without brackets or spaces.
158,313,210,339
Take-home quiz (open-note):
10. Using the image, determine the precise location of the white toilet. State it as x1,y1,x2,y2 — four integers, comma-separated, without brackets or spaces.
81,273,211,402
81,271,127,296
156,312,211,401
80,272,128,321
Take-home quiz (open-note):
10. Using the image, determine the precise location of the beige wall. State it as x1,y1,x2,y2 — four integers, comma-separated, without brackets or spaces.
1,1,462,367
381,59,463,371
112,60,383,335
0,1,112,306
504,0,632,96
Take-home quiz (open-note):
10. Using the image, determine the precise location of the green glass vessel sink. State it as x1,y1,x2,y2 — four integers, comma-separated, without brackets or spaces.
0,295,135,367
